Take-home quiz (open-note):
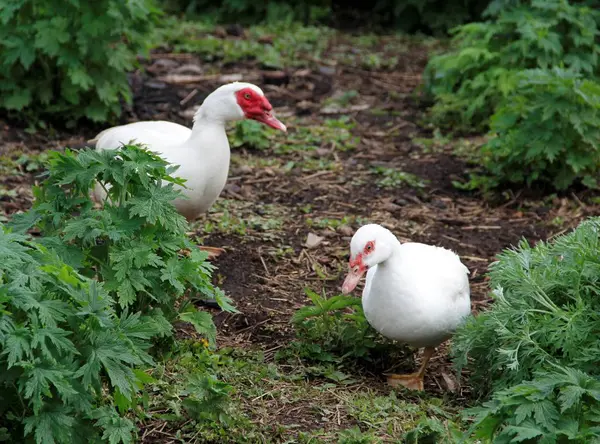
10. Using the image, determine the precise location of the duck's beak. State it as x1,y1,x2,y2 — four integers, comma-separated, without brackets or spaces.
342,267,366,294
253,111,287,132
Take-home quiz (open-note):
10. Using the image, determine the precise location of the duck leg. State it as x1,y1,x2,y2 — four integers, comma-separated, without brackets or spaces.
386,347,436,391
197,246,225,259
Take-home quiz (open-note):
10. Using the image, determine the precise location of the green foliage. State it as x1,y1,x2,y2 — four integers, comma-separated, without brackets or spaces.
288,289,405,367
481,68,600,190
464,366,600,442
10,144,236,338
157,18,333,69
452,216,600,396
0,226,151,443
1,144,237,442
165,0,328,25
0,0,159,123
140,344,266,441
230,120,274,151
453,217,600,440
371,166,428,190
165,0,489,34
364,0,490,34
424,0,600,130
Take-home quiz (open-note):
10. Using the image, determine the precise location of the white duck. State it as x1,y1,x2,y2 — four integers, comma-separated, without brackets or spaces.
341,224,471,391
91,82,286,257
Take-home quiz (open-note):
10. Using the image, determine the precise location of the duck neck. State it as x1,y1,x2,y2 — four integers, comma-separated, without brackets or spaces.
192,100,230,127
185,111,229,153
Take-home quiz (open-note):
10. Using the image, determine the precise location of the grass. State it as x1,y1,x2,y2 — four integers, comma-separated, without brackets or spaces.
370,166,428,190
195,199,288,239
140,341,464,443
154,17,423,72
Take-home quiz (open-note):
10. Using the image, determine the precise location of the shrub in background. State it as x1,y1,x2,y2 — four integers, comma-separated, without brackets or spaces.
482,68,600,190
334,0,490,34
0,0,159,123
424,0,600,130
166,0,490,33
164,0,327,25
451,217,600,440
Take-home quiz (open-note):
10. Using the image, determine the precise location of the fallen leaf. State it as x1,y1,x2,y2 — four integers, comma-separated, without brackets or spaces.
440,371,458,393
305,232,324,249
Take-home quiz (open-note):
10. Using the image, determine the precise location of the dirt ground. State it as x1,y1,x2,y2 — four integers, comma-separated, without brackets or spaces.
2,25,599,440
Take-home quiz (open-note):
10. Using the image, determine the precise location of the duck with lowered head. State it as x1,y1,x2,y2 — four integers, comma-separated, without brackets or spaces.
341,224,471,390
91,82,286,257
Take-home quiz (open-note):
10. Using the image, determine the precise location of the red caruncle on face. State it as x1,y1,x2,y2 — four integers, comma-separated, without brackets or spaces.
234,87,286,132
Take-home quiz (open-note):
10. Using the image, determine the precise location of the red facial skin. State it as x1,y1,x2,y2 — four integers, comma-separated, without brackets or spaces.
235,87,287,132
341,240,375,294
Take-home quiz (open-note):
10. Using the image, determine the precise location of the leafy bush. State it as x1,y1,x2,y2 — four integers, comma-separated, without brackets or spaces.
11,144,236,339
288,289,406,367
0,227,153,443
0,0,159,123
452,217,600,441
452,217,600,396
166,0,489,33
340,0,490,34
165,0,328,25
2,144,237,442
424,0,600,130
481,68,600,190
465,366,600,442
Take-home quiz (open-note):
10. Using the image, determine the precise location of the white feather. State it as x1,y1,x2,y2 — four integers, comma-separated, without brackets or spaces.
91,82,262,221
352,225,471,348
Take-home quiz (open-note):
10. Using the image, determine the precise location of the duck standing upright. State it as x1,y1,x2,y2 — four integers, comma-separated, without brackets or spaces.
341,224,471,390
91,82,286,257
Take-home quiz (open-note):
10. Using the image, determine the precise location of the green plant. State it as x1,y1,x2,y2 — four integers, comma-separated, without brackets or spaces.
481,68,600,190
0,226,154,443
230,120,274,151
288,289,405,366
0,0,159,123
10,144,236,339
157,18,333,69
424,0,600,130
464,365,600,442
452,217,600,397
165,0,490,33
371,166,428,190
451,217,600,441
164,0,328,25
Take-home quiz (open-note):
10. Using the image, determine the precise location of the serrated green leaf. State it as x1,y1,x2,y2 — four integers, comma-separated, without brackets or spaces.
504,423,544,442
179,310,217,345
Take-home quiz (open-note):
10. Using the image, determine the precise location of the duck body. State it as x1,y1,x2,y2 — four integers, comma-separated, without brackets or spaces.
341,224,471,390
361,242,471,348
93,120,230,220
91,82,286,222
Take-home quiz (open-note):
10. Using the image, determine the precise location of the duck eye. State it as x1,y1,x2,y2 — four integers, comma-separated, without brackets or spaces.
244,93,251,100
